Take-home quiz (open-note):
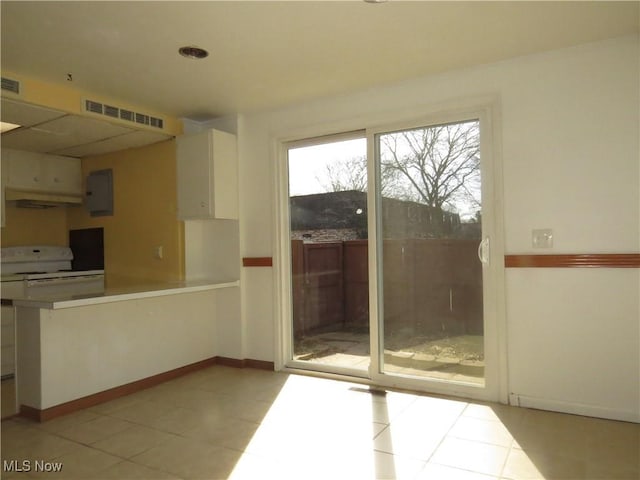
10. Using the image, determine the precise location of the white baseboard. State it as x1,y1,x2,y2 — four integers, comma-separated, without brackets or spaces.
509,393,640,423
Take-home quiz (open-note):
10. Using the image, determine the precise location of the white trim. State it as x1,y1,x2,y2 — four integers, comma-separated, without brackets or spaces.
509,393,640,424
487,98,509,404
365,101,506,403
367,129,381,380
273,137,291,372
285,129,365,150
285,361,370,380
277,131,371,378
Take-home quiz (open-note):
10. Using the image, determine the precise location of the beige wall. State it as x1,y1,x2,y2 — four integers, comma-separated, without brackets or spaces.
1,141,184,287
1,206,68,247
1,74,184,285
67,140,184,287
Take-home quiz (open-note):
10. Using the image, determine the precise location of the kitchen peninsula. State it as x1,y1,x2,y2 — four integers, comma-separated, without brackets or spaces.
13,279,240,421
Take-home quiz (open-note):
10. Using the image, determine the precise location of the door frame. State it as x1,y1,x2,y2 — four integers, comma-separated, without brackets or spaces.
273,96,508,403
275,130,372,379
366,102,507,402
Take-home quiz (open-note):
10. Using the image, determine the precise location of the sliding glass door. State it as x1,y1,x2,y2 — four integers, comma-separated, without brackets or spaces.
286,134,371,375
282,107,500,398
373,119,485,386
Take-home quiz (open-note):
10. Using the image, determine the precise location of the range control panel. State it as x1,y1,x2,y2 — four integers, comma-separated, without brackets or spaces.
1,246,74,264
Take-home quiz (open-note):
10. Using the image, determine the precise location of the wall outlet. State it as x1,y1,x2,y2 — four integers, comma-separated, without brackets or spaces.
532,229,553,248
154,246,163,259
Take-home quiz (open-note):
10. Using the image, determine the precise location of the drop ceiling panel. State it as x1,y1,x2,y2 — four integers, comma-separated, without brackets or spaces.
0,97,66,126
1,114,133,154
33,115,133,141
53,130,173,157
1,125,80,152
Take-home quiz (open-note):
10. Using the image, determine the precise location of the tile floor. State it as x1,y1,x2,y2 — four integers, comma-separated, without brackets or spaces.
1,365,638,479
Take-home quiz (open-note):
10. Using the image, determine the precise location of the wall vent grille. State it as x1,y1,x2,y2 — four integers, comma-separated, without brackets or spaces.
85,100,103,114
120,109,134,122
104,105,119,118
1,77,21,95
83,99,164,130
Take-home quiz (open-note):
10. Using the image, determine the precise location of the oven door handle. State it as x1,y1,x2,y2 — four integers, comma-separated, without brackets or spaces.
25,276,103,287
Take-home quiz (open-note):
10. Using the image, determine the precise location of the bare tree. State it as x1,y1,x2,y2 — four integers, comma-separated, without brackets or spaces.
314,120,480,230
379,120,480,214
317,155,368,192
317,155,414,199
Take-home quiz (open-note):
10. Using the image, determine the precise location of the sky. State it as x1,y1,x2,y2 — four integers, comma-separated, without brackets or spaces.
286,132,481,221
287,137,366,196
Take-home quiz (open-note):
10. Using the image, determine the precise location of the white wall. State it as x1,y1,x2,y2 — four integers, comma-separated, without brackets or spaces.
184,219,240,283
236,35,639,421
18,290,218,409
507,269,639,421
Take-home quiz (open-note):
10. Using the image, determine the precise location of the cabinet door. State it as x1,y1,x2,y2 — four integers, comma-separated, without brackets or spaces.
4,151,81,195
211,130,238,219
176,129,238,220
43,156,82,194
1,153,7,227
6,151,43,191
177,130,214,218
1,305,15,377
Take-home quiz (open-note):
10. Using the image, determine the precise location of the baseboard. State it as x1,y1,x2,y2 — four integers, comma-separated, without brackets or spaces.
214,356,246,368
216,356,275,371
509,393,640,423
20,356,275,422
243,358,275,370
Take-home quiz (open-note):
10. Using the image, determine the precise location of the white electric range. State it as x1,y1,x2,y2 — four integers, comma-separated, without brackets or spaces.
1,246,104,377
1,245,104,298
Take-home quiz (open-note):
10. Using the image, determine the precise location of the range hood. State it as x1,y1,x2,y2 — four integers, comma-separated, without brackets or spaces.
5,188,83,208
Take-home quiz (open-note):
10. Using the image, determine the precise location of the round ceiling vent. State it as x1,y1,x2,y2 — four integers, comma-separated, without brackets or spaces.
178,46,209,59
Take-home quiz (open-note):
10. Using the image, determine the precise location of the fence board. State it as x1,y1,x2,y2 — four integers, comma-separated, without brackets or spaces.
291,238,483,337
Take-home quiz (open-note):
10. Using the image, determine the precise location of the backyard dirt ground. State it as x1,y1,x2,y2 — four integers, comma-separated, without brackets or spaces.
294,328,484,365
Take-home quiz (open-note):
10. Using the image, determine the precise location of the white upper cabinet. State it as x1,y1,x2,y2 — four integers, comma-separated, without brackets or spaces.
2,149,82,195
176,129,238,220
44,156,82,194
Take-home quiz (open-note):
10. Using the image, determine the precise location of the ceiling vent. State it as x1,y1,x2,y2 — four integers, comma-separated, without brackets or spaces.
83,99,164,130
1,77,21,96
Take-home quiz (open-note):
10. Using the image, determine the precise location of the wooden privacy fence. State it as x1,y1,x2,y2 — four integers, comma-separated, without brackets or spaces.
291,238,483,337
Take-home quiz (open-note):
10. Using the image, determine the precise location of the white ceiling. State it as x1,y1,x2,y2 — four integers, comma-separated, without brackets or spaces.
1,1,639,121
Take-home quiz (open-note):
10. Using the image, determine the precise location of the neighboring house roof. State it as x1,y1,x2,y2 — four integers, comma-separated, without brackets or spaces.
290,191,367,230
290,190,475,239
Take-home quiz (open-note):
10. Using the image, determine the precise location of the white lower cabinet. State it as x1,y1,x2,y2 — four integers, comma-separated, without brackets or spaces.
1,305,15,377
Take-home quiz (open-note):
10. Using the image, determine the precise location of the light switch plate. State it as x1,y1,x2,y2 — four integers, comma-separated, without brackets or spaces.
532,228,553,248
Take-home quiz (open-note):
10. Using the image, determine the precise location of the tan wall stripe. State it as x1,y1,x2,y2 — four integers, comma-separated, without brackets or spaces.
504,254,640,268
244,255,640,268
243,257,273,267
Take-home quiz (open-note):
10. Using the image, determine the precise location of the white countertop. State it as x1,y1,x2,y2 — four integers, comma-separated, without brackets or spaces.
10,279,240,310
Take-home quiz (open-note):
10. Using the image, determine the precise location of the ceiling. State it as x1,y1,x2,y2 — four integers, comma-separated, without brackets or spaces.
1,1,638,130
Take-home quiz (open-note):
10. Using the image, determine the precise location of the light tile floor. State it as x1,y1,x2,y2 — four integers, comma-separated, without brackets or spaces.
1,366,638,479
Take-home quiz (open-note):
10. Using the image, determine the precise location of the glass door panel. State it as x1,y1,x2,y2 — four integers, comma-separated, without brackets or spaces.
375,120,485,385
287,136,370,373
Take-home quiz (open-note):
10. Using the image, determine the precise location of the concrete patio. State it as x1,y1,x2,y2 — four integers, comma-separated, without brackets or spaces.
294,330,484,384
